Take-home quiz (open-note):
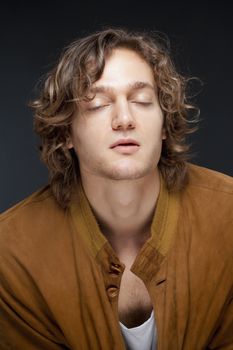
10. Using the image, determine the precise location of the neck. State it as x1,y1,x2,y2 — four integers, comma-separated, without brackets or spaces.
79,168,160,254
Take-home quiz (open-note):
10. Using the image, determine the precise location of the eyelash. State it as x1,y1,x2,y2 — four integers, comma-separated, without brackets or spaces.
133,102,152,106
87,101,152,112
87,105,108,111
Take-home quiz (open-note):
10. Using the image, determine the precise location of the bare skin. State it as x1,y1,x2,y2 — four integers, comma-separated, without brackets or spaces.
69,49,165,327
80,157,159,328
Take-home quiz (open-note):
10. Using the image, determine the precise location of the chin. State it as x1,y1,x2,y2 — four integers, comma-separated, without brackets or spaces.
99,163,154,181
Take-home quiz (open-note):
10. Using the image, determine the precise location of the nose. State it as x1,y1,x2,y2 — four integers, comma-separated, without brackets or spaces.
111,99,136,131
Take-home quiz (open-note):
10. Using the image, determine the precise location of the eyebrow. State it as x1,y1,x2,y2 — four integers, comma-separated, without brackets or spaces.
89,81,155,94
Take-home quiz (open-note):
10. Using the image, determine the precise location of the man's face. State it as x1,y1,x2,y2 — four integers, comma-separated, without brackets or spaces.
69,48,166,180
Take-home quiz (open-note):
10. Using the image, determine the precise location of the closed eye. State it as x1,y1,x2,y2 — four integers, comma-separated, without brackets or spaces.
132,102,152,106
87,104,109,111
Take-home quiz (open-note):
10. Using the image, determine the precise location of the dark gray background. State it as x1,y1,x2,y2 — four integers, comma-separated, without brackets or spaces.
1,1,233,212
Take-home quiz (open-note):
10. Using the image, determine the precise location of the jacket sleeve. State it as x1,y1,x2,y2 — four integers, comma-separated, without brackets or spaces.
0,253,69,350
207,293,233,349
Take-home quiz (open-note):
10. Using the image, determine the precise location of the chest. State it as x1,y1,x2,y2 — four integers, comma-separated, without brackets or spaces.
118,266,153,328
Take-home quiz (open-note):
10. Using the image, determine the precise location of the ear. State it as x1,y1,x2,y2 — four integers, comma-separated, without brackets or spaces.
67,138,74,149
162,127,167,140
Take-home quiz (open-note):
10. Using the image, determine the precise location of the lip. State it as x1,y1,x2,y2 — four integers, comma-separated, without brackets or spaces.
112,144,139,154
110,138,140,149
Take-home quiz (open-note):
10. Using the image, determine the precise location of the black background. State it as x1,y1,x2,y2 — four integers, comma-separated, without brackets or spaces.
1,1,233,212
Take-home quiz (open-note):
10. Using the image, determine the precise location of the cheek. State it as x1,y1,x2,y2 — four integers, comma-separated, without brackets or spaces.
71,124,104,155
70,118,89,147
143,116,164,139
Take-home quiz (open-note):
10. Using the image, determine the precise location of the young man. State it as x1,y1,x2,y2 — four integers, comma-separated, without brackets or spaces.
0,28,232,350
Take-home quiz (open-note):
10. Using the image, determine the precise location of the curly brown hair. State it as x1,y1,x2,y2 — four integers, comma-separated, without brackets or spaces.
31,27,199,209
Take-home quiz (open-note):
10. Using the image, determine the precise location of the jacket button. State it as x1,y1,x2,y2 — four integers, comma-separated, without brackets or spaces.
109,262,122,275
106,285,118,298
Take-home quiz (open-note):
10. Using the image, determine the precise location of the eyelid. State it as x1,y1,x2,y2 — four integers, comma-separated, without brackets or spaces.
132,101,152,105
85,95,111,110
86,104,109,111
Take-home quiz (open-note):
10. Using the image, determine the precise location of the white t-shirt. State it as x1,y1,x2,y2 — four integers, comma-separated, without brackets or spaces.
119,310,156,350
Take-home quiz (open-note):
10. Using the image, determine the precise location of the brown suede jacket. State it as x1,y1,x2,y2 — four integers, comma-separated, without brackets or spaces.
0,163,233,350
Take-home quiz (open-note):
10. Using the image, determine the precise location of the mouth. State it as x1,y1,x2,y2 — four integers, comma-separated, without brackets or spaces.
110,139,140,154
110,139,140,149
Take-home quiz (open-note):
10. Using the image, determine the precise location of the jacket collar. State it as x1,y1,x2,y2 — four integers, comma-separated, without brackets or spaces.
70,172,180,279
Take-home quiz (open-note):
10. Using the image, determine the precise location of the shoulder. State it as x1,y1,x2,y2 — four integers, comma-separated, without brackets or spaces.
180,163,233,215
187,162,233,194
182,162,233,215
0,186,70,264
183,163,233,210
180,163,233,260
0,186,60,223
0,186,67,231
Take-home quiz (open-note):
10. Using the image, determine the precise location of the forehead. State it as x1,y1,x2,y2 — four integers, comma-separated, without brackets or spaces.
91,48,156,92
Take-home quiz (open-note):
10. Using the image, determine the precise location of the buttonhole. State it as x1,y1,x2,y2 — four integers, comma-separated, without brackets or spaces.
155,278,166,286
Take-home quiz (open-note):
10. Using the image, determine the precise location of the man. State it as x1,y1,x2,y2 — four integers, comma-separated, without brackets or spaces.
0,28,232,350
